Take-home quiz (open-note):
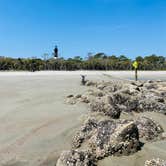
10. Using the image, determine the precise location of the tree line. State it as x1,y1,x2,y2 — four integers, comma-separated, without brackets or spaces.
0,53,165,71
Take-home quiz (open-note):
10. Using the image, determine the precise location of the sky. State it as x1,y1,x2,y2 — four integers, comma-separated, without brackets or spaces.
0,0,166,59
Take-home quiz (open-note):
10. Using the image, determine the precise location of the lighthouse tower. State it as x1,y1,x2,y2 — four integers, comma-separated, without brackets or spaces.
54,45,58,59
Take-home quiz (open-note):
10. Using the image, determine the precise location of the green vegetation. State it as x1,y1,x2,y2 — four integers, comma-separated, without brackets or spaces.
0,54,165,71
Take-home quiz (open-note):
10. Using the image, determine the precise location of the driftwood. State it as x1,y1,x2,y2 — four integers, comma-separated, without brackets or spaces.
81,75,87,85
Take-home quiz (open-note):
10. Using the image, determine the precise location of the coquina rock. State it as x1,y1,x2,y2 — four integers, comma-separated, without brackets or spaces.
56,150,97,166
145,158,166,166
135,116,164,141
72,118,98,149
89,120,140,159
62,80,166,166
72,118,141,159
89,97,121,119
85,81,98,87
66,80,166,115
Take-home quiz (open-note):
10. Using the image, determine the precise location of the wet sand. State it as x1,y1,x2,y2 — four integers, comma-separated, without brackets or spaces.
0,71,165,166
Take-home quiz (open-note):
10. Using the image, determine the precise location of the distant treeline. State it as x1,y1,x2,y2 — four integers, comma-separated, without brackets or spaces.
0,53,165,71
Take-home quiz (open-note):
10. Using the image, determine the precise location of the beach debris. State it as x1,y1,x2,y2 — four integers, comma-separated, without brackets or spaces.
81,75,87,85
135,116,164,140
56,150,97,166
145,158,166,166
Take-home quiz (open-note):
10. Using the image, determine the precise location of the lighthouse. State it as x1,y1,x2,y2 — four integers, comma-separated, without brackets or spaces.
54,45,58,59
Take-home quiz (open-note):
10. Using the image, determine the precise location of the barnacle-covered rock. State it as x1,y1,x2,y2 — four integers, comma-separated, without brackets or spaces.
85,81,98,87
66,80,166,115
89,120,140,158
137,99,166,114
72,119,141,159
72,118,98,148
136,116,164,140
56,150,97,166
145,158,166,166
90,97,121,119
62,80,166,166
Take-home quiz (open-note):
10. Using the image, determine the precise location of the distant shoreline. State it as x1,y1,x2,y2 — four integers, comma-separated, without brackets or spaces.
0,70,165,81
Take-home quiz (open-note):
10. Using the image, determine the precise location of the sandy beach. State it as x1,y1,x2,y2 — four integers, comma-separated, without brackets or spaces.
0,71,165,166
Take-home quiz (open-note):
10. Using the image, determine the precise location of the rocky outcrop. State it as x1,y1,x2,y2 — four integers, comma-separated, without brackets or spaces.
58,115,165,165
61,80,166,166
145,158,166,166
90,96,121,119
135,116,164,140
85,80,98,87
66,80,166,115
72,118,98,149
56,150,97,166
72,118,141,159
89,120,140,158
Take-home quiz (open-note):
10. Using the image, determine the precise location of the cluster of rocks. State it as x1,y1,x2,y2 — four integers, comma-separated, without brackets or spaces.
58,80,166,166
66,80,166,116
72,115,163,155
56,150,97,166
145,158,166,166
57,119,140,166
57,116,164,166
72,118,141,158
93,80,166,115
88,120,140,158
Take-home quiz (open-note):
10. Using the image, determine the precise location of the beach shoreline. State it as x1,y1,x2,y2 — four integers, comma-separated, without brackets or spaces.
0,71,165,166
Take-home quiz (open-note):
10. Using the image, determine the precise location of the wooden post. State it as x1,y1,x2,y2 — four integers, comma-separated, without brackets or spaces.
135,68,138,81
133,60,138,81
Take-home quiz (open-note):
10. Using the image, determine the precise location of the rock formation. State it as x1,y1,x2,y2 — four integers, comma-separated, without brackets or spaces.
56,150,97,166
135,116,164,140
72,118,141,158
145,158,166,166
61,80,166,166
66,80,166,115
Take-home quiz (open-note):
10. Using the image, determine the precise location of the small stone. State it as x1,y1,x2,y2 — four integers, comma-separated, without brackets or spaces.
75,94,82,98
161,132,166,139
145,158,166,166
67,94,74,98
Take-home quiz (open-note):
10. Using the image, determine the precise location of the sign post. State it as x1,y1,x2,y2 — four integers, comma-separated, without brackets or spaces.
132,61,138,81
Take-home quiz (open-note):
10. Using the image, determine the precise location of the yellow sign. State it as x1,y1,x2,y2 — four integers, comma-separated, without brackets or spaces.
133,61,138,69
